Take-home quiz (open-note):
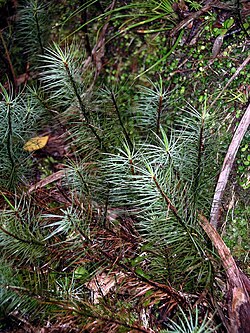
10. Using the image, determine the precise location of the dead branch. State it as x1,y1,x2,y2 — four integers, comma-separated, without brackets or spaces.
84,0,117,88
27,170,66,194
210,101,250,229
209,55,250,110
199,214,250,333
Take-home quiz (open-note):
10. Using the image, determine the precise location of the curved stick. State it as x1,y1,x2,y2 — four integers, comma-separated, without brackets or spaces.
210,102,250,229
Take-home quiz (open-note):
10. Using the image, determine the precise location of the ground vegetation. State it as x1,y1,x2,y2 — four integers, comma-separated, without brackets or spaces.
0,0,249,332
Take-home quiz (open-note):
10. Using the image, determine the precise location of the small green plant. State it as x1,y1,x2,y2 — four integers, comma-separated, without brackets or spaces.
0,1,249,332
17,0,51,60
0,84,45,189
162,306,218,333
186,0,202,11
223,204,250,265
237,142,250,190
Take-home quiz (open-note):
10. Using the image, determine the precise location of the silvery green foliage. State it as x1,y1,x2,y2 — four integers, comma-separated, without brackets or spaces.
40,43,86,108
102,96,220,288
17,0,50,60
0,259,36,315
39,43,109,155
0,196,47,264
0,84,45,188
0,196,49,318
161,306,218,333
0,52,224,327
134,77,173,133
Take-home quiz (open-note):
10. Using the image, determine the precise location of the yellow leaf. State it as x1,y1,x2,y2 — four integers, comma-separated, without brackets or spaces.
23,136,49,152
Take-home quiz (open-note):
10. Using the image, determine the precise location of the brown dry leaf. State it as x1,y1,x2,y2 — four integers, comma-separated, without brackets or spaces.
85,272,125,304
212,35,224,57
28,170,66,193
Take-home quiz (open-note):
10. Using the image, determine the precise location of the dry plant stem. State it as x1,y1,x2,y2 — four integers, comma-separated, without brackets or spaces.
199,215,250,333
0,224,43,245
76,225,184,304
169,1,213,37
28,170,66,193
210,102,250,228
111,91,133,149
9,311,35,333
80,4,92,57
0,29,17,91
48,300,154,333
209,54,250,110
85,0,117,89
64,62,107,152
34,9,44,55
85,316,153,333
170,0,248,39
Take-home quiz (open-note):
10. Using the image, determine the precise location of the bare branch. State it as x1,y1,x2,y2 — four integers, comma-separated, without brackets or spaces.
199,214,250,333
210,102,250,229
209,55,250,110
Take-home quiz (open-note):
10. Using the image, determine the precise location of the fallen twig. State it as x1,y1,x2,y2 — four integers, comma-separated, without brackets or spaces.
210,101,250,229
209,54,250,110
28,170,66,193
84,0,117,88
199,214,250,333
